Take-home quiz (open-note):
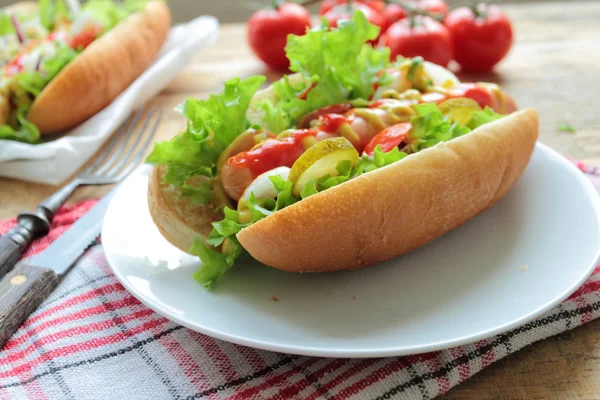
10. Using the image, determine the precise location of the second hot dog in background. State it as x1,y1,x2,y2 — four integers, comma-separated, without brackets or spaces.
0,0,171,143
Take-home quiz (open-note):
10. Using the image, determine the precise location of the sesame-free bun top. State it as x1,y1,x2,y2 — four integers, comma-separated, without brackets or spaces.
236,108,539,272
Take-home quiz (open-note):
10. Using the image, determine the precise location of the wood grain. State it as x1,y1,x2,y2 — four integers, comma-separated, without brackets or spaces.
0,1,598,397
0,263,59,349
0,236,22,279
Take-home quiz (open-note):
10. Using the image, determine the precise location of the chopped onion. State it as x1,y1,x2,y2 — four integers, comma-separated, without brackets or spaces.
11,15,25,44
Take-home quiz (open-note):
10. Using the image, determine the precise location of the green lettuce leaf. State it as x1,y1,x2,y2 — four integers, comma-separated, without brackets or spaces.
0,12,14,36
39,0,54,30
0,106,40,143
190,236,243,289
263,11,389,132
257,99,291,135
466,107,505,130
407,103,472,153
300,159,354,199
81,0,124,32
300,180,319,199
355,146,407,175
81,0,153,34
15,45,79,97
146,76,266,186
38,0,70,31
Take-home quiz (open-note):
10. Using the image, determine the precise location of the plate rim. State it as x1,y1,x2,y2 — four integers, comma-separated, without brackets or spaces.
103,142,600,358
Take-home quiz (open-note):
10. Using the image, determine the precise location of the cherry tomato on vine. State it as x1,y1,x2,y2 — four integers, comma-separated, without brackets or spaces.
247,2,311,70
382,16,452,67
444,4,513,72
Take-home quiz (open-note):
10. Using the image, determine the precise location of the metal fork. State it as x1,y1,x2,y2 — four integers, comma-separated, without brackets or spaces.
0,106,163,277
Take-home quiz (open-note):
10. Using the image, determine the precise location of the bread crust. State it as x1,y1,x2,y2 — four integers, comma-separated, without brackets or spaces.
236,108,539,272
148,165,225,253
28,1,171,134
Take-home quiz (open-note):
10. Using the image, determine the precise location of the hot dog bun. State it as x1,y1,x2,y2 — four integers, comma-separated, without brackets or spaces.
27,0,171,134
148,164,227,253
237,108,539,272
149,106,538,269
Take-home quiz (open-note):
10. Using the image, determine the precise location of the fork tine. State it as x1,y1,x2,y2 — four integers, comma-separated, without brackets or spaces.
114,110,163,181
92,106,147,176
83,114,131,174
105,107,159,178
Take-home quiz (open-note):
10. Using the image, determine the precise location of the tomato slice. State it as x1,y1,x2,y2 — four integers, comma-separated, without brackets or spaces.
363,123,412,156
69,26,103,50
447,83,494,109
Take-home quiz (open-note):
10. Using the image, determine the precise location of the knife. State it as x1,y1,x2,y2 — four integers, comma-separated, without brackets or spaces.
0,187,118,348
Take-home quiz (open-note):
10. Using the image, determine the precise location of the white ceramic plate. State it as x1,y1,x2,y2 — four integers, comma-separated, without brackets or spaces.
103,143,600,358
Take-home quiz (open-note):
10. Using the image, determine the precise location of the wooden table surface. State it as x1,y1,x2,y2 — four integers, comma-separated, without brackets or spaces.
1,1,600,398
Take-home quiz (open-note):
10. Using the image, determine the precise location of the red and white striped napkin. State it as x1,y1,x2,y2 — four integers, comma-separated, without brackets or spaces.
1,159,599,400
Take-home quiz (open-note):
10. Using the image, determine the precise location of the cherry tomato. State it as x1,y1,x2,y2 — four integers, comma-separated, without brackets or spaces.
445,4,513,72
363,123,412,155
69,25,103,50
383,3,408,28
319,0,385,15
419,0,448,15
323,2,386,41
382,16,452,67
247,3,311,70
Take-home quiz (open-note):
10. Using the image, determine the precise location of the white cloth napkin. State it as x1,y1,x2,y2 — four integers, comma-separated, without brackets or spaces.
0,15,220,185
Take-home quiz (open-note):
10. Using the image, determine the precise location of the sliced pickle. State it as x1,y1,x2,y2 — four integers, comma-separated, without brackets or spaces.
288,137,358,197
438,98,482,125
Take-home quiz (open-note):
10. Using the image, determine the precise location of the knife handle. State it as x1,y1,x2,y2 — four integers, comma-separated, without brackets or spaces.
0,263,58,349
0,213,50,279
0,236,23,278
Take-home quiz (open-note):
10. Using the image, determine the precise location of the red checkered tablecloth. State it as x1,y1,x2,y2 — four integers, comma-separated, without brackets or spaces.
1,160,599,400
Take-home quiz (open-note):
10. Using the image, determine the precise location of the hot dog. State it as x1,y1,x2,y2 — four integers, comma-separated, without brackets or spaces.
0,0,170,143
146,12,538,288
